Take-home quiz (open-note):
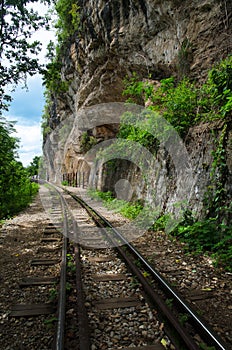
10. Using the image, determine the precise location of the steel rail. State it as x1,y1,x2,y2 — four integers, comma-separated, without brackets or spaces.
67,190,229,350
43,182,68,350
73,221,91,350
54,190,68,350
46,183,91,349
70,192,199,350
55,236,67,350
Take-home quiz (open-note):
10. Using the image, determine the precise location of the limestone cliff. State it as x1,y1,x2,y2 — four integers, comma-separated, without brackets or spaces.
49,0,232,122
43,0,232,221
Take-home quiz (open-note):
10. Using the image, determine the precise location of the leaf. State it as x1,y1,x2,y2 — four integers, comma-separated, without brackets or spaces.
201,288,212,291
161,338,168,348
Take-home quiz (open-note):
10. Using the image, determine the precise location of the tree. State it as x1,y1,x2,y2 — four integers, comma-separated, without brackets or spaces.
27,155,41,176
0,117,18,175
0,1,51,217
0,116,39,219
0,0,51,114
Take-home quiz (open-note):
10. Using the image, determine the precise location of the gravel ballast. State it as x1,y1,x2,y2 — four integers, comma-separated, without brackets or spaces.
0,186,231,349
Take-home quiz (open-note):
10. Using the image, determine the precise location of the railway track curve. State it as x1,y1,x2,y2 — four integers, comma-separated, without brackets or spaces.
0,183,230,350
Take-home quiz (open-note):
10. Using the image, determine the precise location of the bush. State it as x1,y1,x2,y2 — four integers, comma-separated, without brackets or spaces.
61,180,69,186
0,163,39,219
79,132,98,153
122,56,232,135
88,189,143,219
0,118,39,219
172,216,232,271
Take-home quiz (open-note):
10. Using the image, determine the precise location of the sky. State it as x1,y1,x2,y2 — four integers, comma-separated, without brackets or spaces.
3,3,56,167
5,75,45,166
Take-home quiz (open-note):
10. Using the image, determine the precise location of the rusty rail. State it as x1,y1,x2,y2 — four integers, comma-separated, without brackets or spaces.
67,189,229,350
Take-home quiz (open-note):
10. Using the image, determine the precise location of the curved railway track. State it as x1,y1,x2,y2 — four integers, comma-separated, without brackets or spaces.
1,183,230,350
62,187,230,350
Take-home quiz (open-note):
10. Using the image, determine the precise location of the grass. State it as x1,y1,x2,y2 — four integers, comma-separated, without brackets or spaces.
88,189,143,219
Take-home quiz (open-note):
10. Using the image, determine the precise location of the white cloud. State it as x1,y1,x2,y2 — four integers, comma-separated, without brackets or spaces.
29,3,57,64
14,121,42,166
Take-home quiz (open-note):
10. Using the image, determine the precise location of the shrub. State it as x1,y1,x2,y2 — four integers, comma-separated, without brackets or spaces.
87,189,143,219
122,56,232,135
0,118,39,219
172,216,232,271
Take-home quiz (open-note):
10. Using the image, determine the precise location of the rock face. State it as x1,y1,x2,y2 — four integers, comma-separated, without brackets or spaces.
43,0,232,219
51,0,232,120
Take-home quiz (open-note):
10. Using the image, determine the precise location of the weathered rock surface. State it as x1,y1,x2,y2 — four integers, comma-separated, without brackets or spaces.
43,0,232,219
63,0,232,110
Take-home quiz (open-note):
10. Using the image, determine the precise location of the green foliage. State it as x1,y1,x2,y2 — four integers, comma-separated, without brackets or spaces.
88,189,114,202
0,161,39,219
173,218,219,251
43,0,81,92
41,0,81,132
165,119,231,271
123,72,154,104
152,214,171,231
172,216,232,271
42,40,69,94
61,180,69,186
67,252,75,269
123,75,198,136
153,204,232,271
66,282,72,292
212,234,232,271
130,276,140,288
165,298,173,308
42,59,69,94
49,287,58,302
117,200,143,219
88,189,143,219
55,0,80,44
27,156,41,177
203,125,229,220
208,56,232,107
161,78,198,136
122,56,232,136
178,313,189,326
67,254,76,273
197,56,232,120
0,117,39,219
44,316,58,326
79,132,98,153
0,118,18,160
118,110,160,153
0,0,51,114
41,90,53,137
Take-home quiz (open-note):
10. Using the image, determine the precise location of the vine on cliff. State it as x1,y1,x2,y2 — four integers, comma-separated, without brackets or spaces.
42,0,81,93
55,0,80,45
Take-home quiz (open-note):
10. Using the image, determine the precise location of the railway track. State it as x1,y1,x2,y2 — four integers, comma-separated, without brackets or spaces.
63,187,230,350
0,183,230,350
